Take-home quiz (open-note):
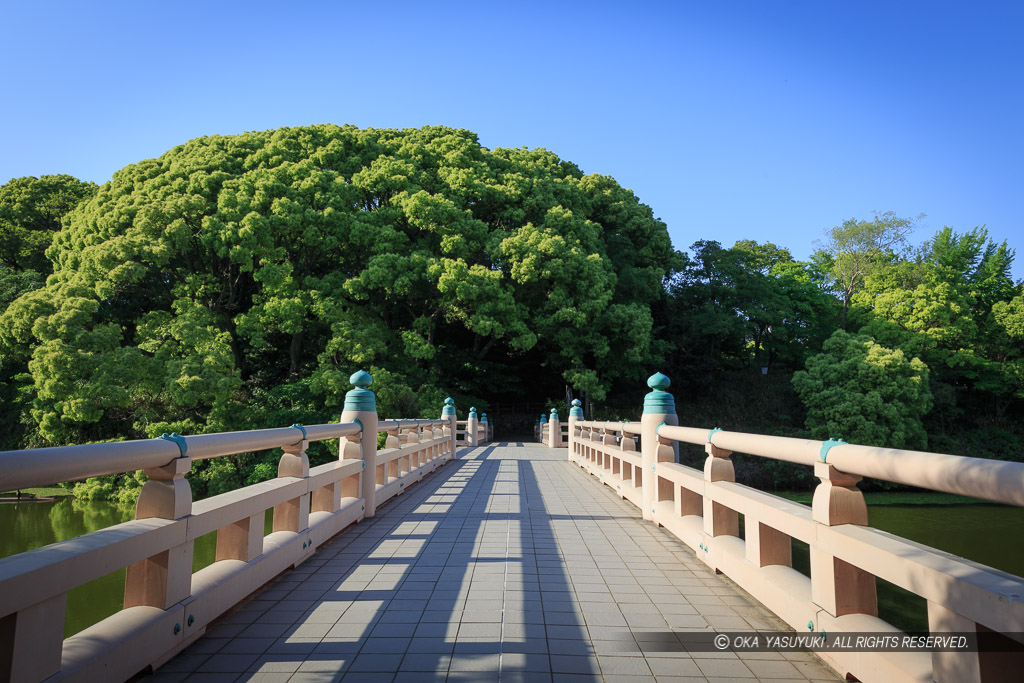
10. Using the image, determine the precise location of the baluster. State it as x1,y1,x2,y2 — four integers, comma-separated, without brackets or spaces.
810,460,877,618
125,440,194,610
0,587,66,681
702,439,739,540
272,437,309,534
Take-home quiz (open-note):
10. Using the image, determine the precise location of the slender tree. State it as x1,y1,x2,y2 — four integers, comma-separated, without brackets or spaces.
815,211,918,329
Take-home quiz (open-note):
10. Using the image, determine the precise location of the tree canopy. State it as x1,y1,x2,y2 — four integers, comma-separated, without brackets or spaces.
815,211,917,329
1,126,1022,498
0,125,675,448
793,330,933,450
0,174,97,273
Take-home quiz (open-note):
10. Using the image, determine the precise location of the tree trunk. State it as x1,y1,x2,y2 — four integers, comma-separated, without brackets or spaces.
221,313,248,381
841,291,851,330
289,331,303,376
476,337,497,360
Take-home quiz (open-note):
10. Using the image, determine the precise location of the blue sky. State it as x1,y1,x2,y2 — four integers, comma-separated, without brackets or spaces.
2,0,1021,279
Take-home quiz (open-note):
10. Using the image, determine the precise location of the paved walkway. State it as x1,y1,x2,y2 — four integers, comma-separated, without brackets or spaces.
148,444,839,683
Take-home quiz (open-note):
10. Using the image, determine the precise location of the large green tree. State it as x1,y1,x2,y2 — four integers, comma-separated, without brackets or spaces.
665,239,836,391
792,330,933,449
0,125,675,449
851,227,1018,421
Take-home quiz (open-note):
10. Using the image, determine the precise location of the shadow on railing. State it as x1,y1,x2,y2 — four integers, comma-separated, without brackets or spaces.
0,372,492,682
567,372,1024,683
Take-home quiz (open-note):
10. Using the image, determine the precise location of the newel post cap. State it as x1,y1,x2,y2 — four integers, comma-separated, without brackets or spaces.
442,396,456,416
643,371,676,415
569,398,584,418
344,370,376,411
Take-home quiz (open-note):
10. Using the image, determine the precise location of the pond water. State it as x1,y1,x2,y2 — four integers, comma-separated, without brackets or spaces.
0,497,271,637
787,503,1024,634
1,496,1022,637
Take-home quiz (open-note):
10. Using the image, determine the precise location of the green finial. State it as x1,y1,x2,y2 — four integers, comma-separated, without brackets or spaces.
344,370,376,411
469,406,478,419
569,398,583,418
481,413,488,422
540,413,548,423
643,371,676,415
647,372,670,390
549,408,559,421
442,396,456,416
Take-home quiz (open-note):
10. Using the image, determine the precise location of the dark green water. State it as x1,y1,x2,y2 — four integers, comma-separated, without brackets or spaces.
0,498,271,637
789,504,1024,634
2,497,1022,638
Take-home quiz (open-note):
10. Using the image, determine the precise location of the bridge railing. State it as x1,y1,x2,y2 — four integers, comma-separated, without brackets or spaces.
0,372,463,683
535,410,570,448
453,410,492,448
569,375,1024,683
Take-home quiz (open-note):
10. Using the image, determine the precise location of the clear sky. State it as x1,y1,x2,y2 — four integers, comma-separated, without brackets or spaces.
2,0,1022,279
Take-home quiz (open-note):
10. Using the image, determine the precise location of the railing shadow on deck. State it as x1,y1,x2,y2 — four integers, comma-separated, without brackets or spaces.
176,443,596,678
0,374,504,683
559,373,1024,683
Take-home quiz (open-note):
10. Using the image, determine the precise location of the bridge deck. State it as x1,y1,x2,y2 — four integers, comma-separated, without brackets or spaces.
148,444,839,682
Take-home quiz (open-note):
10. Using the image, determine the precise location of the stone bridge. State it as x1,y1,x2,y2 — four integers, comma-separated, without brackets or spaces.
1,372,1022,683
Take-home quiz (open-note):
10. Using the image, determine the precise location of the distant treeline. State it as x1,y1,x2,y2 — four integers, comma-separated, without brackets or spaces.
1,125,1020,500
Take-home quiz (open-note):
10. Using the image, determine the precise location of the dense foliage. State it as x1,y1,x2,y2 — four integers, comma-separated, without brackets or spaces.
793,330,932,449
0,126,676,495
0,126,1021,498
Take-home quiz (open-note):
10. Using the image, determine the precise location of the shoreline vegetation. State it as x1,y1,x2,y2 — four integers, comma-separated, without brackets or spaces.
0,486,74,500
776,490,992,506
0,126,1021,503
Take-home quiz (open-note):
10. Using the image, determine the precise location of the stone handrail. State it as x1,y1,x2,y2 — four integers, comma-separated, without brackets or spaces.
568,372,1024,683
575,420,641,435
658,425,1024,507
0,372,465,683
0,425,362,493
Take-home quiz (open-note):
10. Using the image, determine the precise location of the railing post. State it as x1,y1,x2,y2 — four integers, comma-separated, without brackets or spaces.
703,438,739,539
568,399,583,461
810,460,877,618
640,372,678,522
125,444,194,610
481,413,489,444
926,602,1002,683
0,593,66,682
340,370,379,518
548,408,561,448
442,397,457,459
273,437,310,534
539,413,547,444
467,407,479,447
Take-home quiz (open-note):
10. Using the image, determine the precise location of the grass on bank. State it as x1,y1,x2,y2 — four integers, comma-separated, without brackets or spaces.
0,487,74,499
776,490,988,506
